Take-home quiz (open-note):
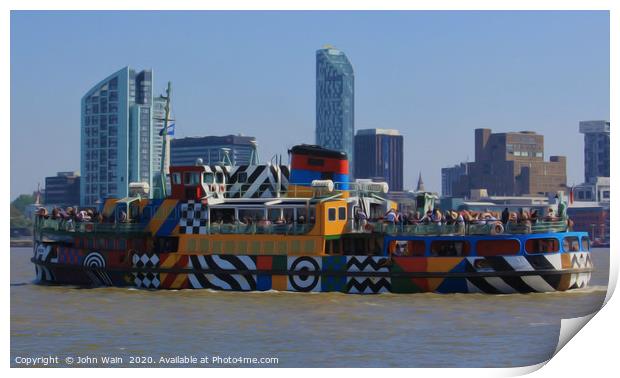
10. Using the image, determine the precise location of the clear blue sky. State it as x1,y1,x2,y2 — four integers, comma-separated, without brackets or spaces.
10,11,609,199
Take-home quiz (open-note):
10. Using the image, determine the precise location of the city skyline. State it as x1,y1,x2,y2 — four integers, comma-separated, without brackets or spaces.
10,11,610,199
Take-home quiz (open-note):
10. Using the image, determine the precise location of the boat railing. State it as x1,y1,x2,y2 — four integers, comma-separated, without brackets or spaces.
360,218,568,236
35,218,146,234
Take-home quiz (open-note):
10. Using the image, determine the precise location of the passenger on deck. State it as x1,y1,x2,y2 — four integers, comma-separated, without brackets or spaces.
409,211,421,225
431,209,442,226
421,210,432,225
501,208,510,224
36,207,49,219
384,209,398,224
444,211,454,225
355,209,368,231
530,209,539,224
517,208,529,223
77,210,91,222
544,207,555,221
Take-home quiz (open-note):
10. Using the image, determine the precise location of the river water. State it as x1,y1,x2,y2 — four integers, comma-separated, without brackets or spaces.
10,247,609,368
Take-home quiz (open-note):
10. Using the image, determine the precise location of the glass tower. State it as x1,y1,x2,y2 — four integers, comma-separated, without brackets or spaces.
579,120,610,183
315,47,355,175
80,67,164,206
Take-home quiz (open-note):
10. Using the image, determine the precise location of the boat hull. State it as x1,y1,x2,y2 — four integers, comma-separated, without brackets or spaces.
32,244,593,294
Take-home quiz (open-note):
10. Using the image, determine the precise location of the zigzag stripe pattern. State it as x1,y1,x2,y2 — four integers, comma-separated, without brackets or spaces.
344,256,390,293
346,277,391,294
345,256,389,272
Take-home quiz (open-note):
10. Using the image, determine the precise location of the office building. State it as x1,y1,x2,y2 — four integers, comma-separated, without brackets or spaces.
452,129,567,197
170,135,258,166
44,171,80,207
579,120,610,183
354,129,403,191
441,163,467,197
316,46,355,175
80,67,168,206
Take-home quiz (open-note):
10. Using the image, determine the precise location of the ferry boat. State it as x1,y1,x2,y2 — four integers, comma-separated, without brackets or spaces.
31,143,593,294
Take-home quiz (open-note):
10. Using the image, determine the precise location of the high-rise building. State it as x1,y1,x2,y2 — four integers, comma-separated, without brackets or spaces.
354,129,403,191
80,67,167,206
170,135,259,166
45,171,80,207
316,46,355,175
579,120,610,183
441,163,467,197
452,129,567,197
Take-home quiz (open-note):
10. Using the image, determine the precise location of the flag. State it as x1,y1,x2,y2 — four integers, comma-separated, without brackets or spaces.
159,123,175,136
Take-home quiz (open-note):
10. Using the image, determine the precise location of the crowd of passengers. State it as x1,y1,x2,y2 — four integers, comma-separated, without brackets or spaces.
358,206,570,231
36,207,104,223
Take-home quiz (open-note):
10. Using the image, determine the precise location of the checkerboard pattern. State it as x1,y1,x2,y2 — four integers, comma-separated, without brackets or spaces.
179,200,209,234
132,253,160,268
134,272,161,289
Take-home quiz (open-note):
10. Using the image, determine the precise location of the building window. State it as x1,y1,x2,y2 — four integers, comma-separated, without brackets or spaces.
603,191,610,199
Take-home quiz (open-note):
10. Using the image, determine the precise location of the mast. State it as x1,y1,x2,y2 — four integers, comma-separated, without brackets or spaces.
158,81,172,199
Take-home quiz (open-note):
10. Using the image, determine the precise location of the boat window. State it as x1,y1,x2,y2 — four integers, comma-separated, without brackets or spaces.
476,239,520,256
525,238,559,254
238,209,264,223
390,240,425,257
338,206,346,220
215,172,224,184
202,172,215,184
563,237,580,252
430,240,470,257
582,236,590,251
172,172,181,185
183,172,200,185
328,208,336,221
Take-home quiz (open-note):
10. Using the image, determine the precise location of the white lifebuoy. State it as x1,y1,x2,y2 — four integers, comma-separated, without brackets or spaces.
490,222,504,235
